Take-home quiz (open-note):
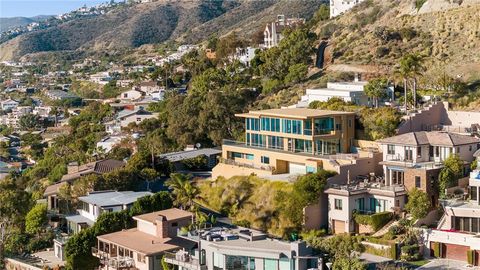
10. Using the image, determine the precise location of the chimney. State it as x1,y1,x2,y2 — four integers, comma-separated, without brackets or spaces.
155,215,169,238
67,162,79,174
354,73,360,82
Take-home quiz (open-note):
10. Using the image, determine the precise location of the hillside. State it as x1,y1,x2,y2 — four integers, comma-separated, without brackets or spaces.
0,15,52,32
0,0,324,61
316,0,480,81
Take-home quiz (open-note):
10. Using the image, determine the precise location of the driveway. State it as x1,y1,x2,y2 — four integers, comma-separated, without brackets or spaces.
419,259,479,270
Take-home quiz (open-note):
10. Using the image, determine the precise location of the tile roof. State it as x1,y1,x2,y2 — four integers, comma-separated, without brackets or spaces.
97,229,196,255
60,159,124,182
377,131,480,146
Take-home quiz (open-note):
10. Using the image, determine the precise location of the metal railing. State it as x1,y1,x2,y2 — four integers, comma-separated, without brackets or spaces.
219,157,275,172
163,252,203,270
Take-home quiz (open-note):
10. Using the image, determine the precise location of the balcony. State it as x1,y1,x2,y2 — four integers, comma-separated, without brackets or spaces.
54,234,70,245
92,248,137,270
219,157,275,172
383,154,443,169
163,251,206,270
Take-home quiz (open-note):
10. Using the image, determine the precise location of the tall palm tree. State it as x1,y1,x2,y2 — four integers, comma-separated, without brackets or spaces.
165,173,201,211
399,54,426,110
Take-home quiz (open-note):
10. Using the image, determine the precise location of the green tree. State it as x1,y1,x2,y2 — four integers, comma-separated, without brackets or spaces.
360,107,401,140
398,54,425,109
18,114,40,131
439,154,464,197
284,63,308,84
165,173,201,211
25,204,47,235
405,188,431,220
364,77,388,108
312,235,366,270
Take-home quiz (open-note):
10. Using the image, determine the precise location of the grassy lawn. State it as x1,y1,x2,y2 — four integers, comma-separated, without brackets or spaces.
406,259,430,267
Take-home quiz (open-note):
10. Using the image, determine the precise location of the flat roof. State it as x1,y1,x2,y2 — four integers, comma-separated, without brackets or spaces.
79,191,152,207
158,148,221,162
236,108,355,119
66,214,94,226
133,208,193,224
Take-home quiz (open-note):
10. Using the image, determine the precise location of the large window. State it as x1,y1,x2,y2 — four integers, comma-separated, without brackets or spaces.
315,139,340,155
226,255,249,270
356,198,365,212
264,259,278,270
214,252,224,270
267,136,283,150
246,118,260,131
314,117,334,135
282,119,302,134
249,134,265,147
261,117,281,132
279,258,291,270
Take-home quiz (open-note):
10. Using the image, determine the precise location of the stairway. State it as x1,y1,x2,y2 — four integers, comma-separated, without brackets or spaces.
372,220,398,237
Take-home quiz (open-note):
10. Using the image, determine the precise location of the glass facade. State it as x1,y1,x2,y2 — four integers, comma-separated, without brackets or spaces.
454,217,480,233
314,139,340,155
261,117,281,132
267,136,284,150
246,118,260,131
282,119,302,134
314,117,334,135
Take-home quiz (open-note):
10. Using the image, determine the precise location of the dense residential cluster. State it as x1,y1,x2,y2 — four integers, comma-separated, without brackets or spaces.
1,1,480,270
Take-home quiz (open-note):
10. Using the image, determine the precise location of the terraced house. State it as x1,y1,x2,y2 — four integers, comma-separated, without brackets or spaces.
212,108,356,179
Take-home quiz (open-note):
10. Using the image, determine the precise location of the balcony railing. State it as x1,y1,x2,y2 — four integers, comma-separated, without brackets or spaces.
54,234,70,244
92,247,137,270
219,157,275,172
163,251,205,270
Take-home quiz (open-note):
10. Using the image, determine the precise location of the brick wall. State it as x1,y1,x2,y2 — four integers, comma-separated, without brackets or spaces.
404,168,441,206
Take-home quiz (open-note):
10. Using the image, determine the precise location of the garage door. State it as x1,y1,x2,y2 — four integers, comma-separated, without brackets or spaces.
289,162,306,175
444,243,469,261
333,219,345,234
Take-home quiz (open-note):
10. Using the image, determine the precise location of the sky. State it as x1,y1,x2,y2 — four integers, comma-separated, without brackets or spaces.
0,0,112,18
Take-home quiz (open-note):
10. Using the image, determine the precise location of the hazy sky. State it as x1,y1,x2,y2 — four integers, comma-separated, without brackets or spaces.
0,0,112,18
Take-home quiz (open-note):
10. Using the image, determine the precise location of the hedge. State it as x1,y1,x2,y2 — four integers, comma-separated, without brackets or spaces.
354,211,393,231
432,242,440,257
390,243,398,260
467,250,475,265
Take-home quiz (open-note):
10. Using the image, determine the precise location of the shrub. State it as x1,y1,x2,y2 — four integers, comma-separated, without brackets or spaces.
375,46,390,57
233,219,251,228
261,79,282,94
390,243,398,260
354,212,393,231
467,250,475,265
432,242,440,257
388,225,405,235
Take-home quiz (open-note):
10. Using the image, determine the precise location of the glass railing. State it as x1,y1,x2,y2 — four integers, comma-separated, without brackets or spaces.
304,129,312,136
314,129,334,135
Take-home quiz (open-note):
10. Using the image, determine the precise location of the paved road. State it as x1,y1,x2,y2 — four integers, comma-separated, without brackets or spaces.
419,259,479,270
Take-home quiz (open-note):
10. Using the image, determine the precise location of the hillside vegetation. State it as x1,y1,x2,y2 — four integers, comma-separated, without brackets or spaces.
0,0,324,60
316,0,480,80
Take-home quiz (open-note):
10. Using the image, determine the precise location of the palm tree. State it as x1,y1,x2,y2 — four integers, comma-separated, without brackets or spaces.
165,173,201,211
399,54,426,110
49,106,60,127
364,77,388,108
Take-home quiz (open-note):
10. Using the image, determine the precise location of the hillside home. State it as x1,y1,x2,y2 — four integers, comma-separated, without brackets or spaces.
158,148,222,171
263,15,305,48
294,78,394,108
44,159,125,214
212,108,357,179
66,191,152,234
164,226,319,270
377,131,480,206
96,135,128,153
330,0,366,18
230,47,257,67
118,89,145,101
105,108,159,133
90,72,112,85
138,81,162,94
1,99,19,111
92,208,196,270
421,154,480,265
53,191,152,261
325,183,406,234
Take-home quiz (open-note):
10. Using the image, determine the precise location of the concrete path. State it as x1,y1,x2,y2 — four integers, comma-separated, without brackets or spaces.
418,259,479,270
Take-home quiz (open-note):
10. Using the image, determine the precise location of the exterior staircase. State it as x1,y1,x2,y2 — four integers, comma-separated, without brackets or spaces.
372,220,398,237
